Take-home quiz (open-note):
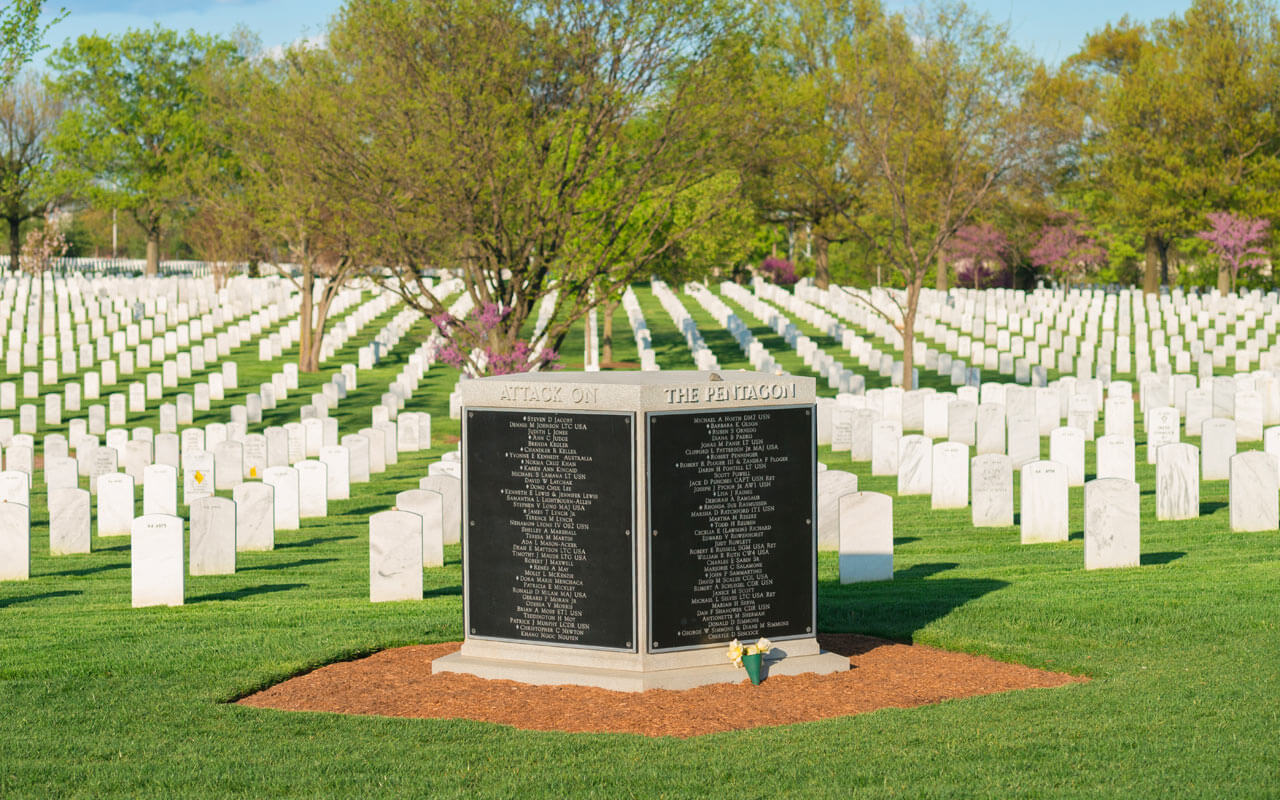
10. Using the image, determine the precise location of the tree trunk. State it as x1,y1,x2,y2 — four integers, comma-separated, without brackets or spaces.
935,251,948,292
7,217,19,272
601,299,616,365
813,233,830,290
1142,234,1160,294
300,265,315,372
900,277,922,390
145,233,160,277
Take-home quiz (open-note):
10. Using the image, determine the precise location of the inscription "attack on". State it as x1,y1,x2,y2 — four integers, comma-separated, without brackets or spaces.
498,384,599,404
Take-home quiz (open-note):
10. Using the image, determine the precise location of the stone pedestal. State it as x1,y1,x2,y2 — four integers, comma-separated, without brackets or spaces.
432,371,848,691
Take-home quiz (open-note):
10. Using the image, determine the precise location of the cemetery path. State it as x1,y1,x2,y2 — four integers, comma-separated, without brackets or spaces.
237,636,1087,738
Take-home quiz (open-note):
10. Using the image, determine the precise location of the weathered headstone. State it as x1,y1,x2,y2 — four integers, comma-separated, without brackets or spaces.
896,434,932,496
1229,451,1279,532
369,509,423,603
970,453,1013,527
232,482,275,552
1084,478,1140,570
190,496,237,575
816,470,859,551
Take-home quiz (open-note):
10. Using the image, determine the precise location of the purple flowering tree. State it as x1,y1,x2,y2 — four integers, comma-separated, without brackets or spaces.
759,256,797,286
1196,211,1271,293
945,224,1010,290
1029,217,1106,287
432,303,557,376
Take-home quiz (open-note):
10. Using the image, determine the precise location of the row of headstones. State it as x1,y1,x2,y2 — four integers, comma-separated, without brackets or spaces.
4,275,300,388
830,479,1141,584
1,272,265,367
812,283,1280,386
1,457,467,595
3,277,406,443
621,288,660,371
651,280,719,372
816,441,1278,563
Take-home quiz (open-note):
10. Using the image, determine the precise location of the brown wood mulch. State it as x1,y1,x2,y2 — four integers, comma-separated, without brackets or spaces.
236,635,1087,738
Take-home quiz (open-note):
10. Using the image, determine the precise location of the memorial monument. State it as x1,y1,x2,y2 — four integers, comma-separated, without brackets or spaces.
432,370,849,690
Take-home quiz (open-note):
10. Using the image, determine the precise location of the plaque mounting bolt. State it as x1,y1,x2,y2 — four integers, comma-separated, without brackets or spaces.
624,530,631,536
651,529,658,537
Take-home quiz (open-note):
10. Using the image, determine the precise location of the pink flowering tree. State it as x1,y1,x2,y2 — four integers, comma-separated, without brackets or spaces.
945,224,1010,289
759,256,797,286
1029,218,1106,287
432,302,557,376
1196,211,1271,293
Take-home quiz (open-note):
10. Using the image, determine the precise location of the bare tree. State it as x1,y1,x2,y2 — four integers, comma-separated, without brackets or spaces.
0,74,61,271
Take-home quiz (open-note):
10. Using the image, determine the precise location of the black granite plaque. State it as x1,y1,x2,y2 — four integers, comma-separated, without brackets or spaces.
465,409,635,650
647,406,814,651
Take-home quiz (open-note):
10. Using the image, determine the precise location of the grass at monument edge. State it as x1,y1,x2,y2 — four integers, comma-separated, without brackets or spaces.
0,302,1276,796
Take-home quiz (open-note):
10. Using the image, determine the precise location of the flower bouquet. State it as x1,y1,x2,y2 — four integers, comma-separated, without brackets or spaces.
727,637,772,685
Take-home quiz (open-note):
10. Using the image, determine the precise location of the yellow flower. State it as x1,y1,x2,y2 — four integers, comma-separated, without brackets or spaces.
726,639,743,666
756,637,772,654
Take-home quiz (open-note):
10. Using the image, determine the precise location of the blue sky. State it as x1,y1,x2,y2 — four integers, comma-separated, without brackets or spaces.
33,1,1194,69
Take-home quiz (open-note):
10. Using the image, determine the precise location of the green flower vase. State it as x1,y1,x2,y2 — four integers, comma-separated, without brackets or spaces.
742,652,764,685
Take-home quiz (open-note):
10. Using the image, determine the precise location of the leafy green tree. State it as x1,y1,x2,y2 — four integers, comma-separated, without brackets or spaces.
323,0,762,373
1068,0,1280,292
0,0,65,86
198,40,365,372
745,0,877,289
47,26,236,276
826,3,1069,388
0,74,62,270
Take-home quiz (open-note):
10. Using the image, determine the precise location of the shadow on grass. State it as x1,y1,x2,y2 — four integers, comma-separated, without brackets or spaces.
0,590,83,608
49,563,127,577
1141,551,1186,566
819,561,1008,642
893,536,921,546
189,583,307,603
424,584,462,599
276,536,355,549
1200,501,1227,515
240,558,337,572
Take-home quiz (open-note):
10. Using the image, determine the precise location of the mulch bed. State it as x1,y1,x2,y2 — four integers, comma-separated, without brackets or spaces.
237,635,1087,738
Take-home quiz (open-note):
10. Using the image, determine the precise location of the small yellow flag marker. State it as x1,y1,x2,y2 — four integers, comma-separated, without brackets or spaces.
194,470,205,484
249,466,257,478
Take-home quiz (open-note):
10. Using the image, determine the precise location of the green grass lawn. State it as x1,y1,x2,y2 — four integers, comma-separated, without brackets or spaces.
2,284,1280,797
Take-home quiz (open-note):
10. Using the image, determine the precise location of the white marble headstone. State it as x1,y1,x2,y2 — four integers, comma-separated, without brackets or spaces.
1085,478,1140,570
838,491,893,583
190,496,236,575
131,513,184,607
263,466,300,531
369,509,423,603
1020,460,1068,544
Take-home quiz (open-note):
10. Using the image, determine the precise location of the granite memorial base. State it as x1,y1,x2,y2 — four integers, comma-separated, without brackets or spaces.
432,371,849,692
